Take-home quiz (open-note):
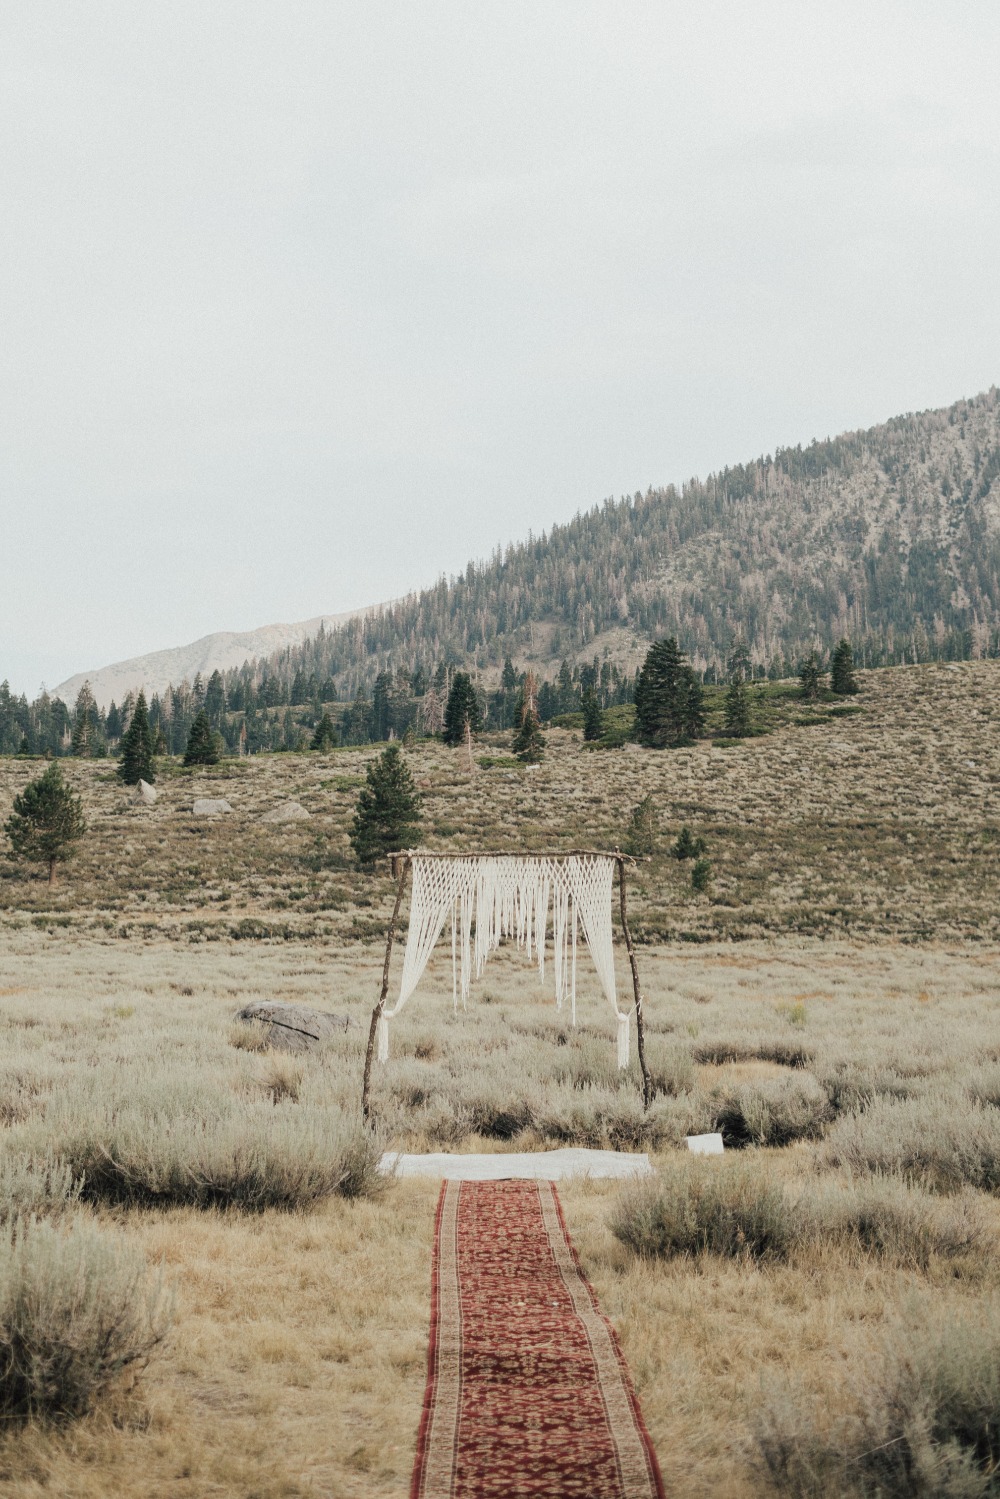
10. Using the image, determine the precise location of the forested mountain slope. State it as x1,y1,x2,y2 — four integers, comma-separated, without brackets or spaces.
279,386,1000,695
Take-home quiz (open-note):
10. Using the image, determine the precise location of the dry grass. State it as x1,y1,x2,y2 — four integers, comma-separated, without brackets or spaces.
0,659,999,1491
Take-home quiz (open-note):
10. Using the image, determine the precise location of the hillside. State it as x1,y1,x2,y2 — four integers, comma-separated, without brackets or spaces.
3,659,998,947
264,386,1000,696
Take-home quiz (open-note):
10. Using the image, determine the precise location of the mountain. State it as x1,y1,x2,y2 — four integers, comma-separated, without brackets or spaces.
259,386,1000,694
52,609,374,711
51,385,1000,716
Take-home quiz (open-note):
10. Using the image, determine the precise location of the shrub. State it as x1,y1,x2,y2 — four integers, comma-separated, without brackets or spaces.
754,1300,1000,1496
824,1094,1000,1192
0,1155,82,1224
610,1159,796,1262
44,1082,387,1209
711,1073,833,1148
0,1218,170,1422
797,1176,989,1268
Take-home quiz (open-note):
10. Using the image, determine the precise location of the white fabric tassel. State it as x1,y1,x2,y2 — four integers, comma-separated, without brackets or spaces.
377,1013,390,1063
617,1012,629,1069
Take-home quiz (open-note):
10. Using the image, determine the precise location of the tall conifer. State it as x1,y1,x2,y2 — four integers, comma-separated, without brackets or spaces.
117,691,155,785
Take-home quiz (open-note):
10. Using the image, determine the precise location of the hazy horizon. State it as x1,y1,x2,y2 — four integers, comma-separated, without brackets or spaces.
4,2,999,696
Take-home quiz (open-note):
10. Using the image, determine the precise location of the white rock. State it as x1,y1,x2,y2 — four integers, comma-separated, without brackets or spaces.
685,1132,724,1155
259,801,311,823
192,798,232,816
135,779,157,805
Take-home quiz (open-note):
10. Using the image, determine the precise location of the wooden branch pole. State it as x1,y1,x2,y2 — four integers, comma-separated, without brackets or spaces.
361,854,410,1124
617,856,652,1110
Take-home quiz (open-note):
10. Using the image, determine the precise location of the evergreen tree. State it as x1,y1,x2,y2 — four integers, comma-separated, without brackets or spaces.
622,794,657,856
512,672,544,763
635,637,705,746
724,677,752,737
556,660,576,714
799,652,825,701
183,709,220,766
443,672,481,746
70,681,105,757
311,711,338,751
204,670,226,724
350,743,422,866
830,638,859,695
372,671,392,741
582,688,603,741
117,691,155,785
671,826,707,860
5,762,86,884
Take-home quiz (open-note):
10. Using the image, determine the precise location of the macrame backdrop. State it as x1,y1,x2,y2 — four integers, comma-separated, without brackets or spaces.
377,854,629,1067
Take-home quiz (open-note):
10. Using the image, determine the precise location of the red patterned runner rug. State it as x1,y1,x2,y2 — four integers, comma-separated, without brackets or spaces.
411,1178,665,1499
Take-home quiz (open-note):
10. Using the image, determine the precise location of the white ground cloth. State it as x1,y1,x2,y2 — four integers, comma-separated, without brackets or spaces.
378,854,629,1067
378,1148,654,1181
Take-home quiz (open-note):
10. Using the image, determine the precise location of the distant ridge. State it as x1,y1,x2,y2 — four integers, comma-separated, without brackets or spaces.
52,608,376,711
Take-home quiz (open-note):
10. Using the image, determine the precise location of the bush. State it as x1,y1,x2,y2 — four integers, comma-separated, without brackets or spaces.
0,1218,170,1422
797,1176,989,1268
0,1155,82,1224
711,1073,833,1148
44,1082,387,1210
610,1159,796,1262
754,1300,1000,1496
824,1094,1000,1192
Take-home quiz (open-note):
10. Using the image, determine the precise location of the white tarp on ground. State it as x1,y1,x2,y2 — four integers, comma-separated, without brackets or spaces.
378,1148,654,1181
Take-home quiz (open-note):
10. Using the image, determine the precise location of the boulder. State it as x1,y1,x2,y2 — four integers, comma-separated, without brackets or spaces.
136,779,158,805
260,801,311,824
193,798,232,816
235,1000,350,1053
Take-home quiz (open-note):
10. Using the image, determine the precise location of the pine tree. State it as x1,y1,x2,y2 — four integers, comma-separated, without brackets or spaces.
71,681,104,757
512,672,545,763
117,691,155,785
622,794,657,856
582,688,603,741
830,639,858,695
799,652,825,701
5,763,86,884
443,673,482,746
183,709,220,766
635,637,706,746
311,711,338,751
724,677,752,737
350,743,422,866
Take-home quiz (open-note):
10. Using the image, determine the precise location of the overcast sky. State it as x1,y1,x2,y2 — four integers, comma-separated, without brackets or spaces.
2,1,999,695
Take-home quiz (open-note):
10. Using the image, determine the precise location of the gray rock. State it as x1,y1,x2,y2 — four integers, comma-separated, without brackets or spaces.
260,801,311,823
193,798,232,816
235,1000,350,1053
136,779,158,805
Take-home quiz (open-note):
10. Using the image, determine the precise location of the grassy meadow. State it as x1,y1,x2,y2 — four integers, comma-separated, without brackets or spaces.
0,659,999,1496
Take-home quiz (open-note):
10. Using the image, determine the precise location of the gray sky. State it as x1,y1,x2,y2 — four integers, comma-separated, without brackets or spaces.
3,1,999,696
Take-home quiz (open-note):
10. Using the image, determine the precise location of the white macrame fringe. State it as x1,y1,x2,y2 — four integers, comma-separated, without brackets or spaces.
378,855,627,1066
617,1011,630,1069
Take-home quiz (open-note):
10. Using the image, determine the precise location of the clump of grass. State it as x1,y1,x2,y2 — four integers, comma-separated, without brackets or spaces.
259,1055,304,1104
754,1300,1000,1496
610,1159,795,1262
228,1017,271,1053
824,1094,1000,1192
711,1073,833,1148
0,1217,171,1422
